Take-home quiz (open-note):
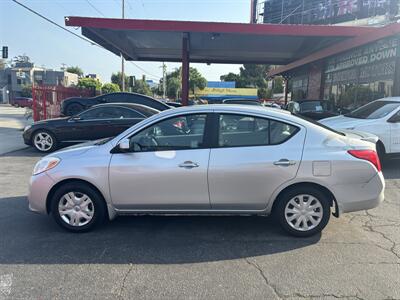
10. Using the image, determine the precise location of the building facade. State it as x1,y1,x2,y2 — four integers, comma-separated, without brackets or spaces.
0,61,78,103
256,0,399,25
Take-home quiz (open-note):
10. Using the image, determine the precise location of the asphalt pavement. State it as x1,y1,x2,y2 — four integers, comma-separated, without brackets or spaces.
0,147,399,300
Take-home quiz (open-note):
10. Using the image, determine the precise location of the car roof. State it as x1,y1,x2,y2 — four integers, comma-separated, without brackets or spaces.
154,104,303,123
223,98,259,102
92,102,157,109
374,97,400,102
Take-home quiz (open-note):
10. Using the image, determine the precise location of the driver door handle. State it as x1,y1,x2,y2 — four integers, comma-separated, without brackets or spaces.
178,161,199,169
273,159,296,167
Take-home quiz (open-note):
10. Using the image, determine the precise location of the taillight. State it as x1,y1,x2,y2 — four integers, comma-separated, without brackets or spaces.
348,149,381,172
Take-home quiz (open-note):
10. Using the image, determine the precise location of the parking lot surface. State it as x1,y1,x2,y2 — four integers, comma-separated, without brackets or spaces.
0,146,399,300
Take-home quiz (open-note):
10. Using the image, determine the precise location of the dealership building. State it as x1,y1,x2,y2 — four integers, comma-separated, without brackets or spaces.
253,0,400,110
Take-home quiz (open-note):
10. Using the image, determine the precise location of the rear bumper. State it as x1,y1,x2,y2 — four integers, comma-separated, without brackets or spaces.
335,172,385,214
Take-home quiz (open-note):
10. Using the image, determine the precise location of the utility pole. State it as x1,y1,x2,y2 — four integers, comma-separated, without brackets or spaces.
162,62,167,98
121,0,125,92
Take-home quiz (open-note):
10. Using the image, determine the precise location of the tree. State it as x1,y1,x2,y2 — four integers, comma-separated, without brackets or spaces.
21,84,32,98
272,77,284,93
77,77,102,91
66,66,84,77
111,72,130,91
220,64,271,98
163,66,207,98
258,87,272,99
101,83,120,94
220,64,270,88
132,77,152,96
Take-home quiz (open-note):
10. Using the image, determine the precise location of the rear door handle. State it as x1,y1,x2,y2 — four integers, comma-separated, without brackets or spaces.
178,161,199,169
273,159,296,167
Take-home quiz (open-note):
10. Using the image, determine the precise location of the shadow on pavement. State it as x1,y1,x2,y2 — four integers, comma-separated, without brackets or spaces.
0,196,320,265
382,158,400,179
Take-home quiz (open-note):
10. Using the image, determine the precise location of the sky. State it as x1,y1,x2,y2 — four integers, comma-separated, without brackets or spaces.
0,0,251,83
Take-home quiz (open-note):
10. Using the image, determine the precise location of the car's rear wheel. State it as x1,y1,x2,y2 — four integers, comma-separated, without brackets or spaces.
50,182,106,232
32,130,58,152
65,103,84,116
275,186,331,237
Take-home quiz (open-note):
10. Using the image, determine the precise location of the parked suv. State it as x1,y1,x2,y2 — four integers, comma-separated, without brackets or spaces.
10,97,32,108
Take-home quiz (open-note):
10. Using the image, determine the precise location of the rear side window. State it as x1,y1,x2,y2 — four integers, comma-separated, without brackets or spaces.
218,114,298,147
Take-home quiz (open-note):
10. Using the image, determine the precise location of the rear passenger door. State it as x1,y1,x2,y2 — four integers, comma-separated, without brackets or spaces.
208,113,305,210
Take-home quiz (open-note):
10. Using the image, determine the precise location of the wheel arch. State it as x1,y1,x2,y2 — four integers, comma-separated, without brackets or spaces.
271,182,339,217
46,178,111,218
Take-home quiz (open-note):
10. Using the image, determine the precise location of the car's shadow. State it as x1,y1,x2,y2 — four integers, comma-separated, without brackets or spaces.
0,196,321,265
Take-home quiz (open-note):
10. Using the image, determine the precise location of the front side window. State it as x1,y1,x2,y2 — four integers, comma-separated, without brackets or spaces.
218,114,298,147
129,114,207,152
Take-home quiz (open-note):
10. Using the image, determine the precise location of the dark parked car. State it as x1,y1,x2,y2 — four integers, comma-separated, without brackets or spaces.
23,103,159,152
10,97,33,108
286,99,338,120
60,92,170,116
222,98,261,106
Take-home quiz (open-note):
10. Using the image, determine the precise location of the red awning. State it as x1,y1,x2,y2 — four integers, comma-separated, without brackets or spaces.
65,17,377,65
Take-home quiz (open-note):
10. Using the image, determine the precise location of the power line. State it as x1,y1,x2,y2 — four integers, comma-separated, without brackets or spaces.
11,0,161,81
11,0,99,47
84,0,106,17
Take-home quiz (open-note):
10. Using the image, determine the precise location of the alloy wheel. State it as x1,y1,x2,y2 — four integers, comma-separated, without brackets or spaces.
33,132,53,152
58,192,95,227
284,194,323,232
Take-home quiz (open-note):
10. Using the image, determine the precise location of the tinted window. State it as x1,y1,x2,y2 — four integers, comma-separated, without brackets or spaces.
130,114,207,152
78,107,114,120
112,107,145,118
218,114,298,147
345,101,400,119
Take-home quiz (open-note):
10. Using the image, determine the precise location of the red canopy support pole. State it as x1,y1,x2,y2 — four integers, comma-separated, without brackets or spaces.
181,33,190,106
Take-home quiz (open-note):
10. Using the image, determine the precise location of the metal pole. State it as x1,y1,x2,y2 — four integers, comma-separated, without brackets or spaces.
162,62,166,98
181,34,189,106
121,0,125,92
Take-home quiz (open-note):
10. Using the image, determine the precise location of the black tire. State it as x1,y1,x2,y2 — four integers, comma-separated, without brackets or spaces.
32,130,58,153
50,182,107,233
65,103,84,116
274,186,331,237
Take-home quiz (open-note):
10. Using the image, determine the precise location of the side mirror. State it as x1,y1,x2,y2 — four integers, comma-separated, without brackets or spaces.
71,116,81,121
388,113,400,123
119,138,130,151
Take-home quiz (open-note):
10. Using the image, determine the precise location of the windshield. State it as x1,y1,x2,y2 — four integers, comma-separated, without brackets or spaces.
299,101,329,113
293,113,345,136
345,101,399,119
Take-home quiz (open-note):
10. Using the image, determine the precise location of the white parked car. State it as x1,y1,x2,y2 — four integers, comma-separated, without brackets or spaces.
320,97,400,158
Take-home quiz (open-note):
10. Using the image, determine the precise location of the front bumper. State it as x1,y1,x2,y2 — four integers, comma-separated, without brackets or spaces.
22,130,32,146
28,172,55,214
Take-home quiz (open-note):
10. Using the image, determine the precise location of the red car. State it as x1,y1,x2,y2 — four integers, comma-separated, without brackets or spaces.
10,97,33,108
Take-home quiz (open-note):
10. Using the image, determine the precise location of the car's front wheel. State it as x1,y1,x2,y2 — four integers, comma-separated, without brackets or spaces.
50,182,106,232
32,130,58,152
274,186,331,237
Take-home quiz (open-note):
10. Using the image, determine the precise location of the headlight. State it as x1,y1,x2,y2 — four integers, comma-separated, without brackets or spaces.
33,157,60,175
24,125,32,132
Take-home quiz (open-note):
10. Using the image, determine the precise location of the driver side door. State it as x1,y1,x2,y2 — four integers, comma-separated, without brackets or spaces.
109,113,212,210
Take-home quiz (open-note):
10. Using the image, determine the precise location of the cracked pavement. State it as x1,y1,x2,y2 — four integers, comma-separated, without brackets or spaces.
0,148,399,300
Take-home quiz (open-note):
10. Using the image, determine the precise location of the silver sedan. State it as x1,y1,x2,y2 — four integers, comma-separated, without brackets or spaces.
28,105,385,237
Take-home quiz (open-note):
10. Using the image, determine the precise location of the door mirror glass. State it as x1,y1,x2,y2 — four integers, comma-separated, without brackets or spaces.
119,138,131,151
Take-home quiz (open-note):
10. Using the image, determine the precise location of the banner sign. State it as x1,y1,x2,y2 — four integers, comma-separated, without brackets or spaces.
326,37,399,73
195,87,257,96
